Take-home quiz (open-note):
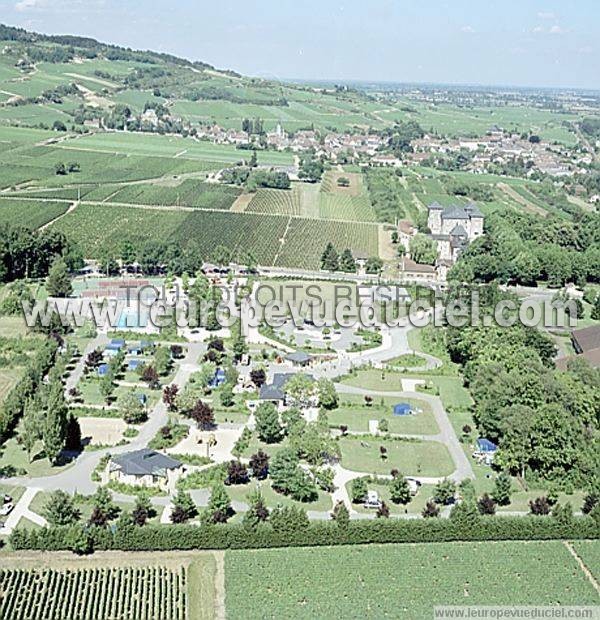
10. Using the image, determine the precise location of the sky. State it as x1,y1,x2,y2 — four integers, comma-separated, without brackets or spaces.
1,0,599,89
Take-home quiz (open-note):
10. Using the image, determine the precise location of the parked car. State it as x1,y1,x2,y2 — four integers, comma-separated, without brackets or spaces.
364,490,382,509
0,503,14,516
3,494,12,504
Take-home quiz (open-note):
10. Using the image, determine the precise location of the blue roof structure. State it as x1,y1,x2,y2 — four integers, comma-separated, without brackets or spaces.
209,367,227,388
97,363,109,377
476,438,498,453
137,393,148,405
128,359,144,371
106,339,125,351
393,403,412,416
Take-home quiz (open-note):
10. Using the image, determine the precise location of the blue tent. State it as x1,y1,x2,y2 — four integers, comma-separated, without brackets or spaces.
97,363,109,377
476,438,498,453
136,393,148,405
128,359,144,371
106,339,125,351
209,368,227,388
393,403,412,416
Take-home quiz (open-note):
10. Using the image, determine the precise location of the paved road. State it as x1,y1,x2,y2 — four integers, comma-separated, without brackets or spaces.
0,487,47,535
336,384,474,482
6,341,206,495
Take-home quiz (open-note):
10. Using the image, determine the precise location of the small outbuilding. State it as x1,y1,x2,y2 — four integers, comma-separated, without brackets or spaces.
209,368,227,388
97,363,109,377
127,359,144,371
285,351,312,367
476,438,498,453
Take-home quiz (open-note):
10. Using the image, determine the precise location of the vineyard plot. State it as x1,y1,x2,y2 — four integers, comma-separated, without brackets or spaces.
0,565,187,620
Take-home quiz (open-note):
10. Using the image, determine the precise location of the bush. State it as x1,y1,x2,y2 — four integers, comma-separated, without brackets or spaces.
10,515,599,554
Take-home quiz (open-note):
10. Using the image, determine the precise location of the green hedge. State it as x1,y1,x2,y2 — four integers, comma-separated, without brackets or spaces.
10,515,599,553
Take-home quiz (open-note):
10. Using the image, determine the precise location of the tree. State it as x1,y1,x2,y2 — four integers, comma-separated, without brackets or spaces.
270,504,309,534
350,477,367,504
269,448,300,494
64,412,82,451
409,234,437,265
153,347,171,376
141,365,160,389
19,398,40,463
529,496,551,515
119,390,147,425
433,478,456,505
132,495,153,526
55,162,67,175
365,257,383,274
250,368,266,388
170,490,197,524
389,474,411,504
321,242,339,271
189,400,214,430
331,500,350,527
89,487,119,525
591,294,600,321
43,379,67,464
43,490,80,526
46,256,72,297
339,248,356,273
449,500,480,528
376,501,390,518
284,373,314,407
317,378,338,410
206,483,231,523
255,402,282,443
492,472,512,506
219,383,234,408
422,500,440,518
242,488,269,528
162,384,179,412
477,493,496,515
53,120,67,132
226,460,249,485
249,450,269,479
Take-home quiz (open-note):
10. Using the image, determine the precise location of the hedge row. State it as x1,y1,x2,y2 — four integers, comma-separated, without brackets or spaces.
10,515,600,553
0,339,58,442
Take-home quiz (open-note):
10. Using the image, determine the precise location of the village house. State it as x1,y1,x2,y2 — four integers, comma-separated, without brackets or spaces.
105,449,184,493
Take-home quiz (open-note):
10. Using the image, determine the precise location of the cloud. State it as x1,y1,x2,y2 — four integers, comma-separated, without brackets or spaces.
460,25,475,33
15,0,42,11
537,11,556,20
548,24,566,35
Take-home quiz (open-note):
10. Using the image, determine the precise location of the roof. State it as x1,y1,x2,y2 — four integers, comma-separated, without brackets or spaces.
286,351,312,364
111,449,181,477
97,363,109,376
556,348,600,370
476,438,498,452
441,205,468,220
401,257,435,274
450,224,468,237
572,325,600,353
428,201,443,211
259,373,314,401
464,202,484,217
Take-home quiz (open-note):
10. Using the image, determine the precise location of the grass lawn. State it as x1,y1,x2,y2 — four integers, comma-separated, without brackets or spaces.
338,436,454,477
420,376,473,410
328,395,439,435
339,369,406,392
0,484,25,503
226,479,333,513
0,316,29,338
225,540,600,618
385,353,428,368
346,481,437,516
496,490,586,514
0,438,75,478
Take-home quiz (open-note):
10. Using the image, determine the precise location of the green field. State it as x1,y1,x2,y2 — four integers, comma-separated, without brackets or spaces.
225,540,600,618
50,203,379,269
338,436,454,477
0,198,71,229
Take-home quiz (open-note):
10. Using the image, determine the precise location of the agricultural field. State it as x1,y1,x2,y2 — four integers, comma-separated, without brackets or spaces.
380,100,580,145
0,552,216,620
0,198,71,229
318,171,376,222
54,132,295,166
50,203,379,270
225,540,600,618
90,179,241,210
